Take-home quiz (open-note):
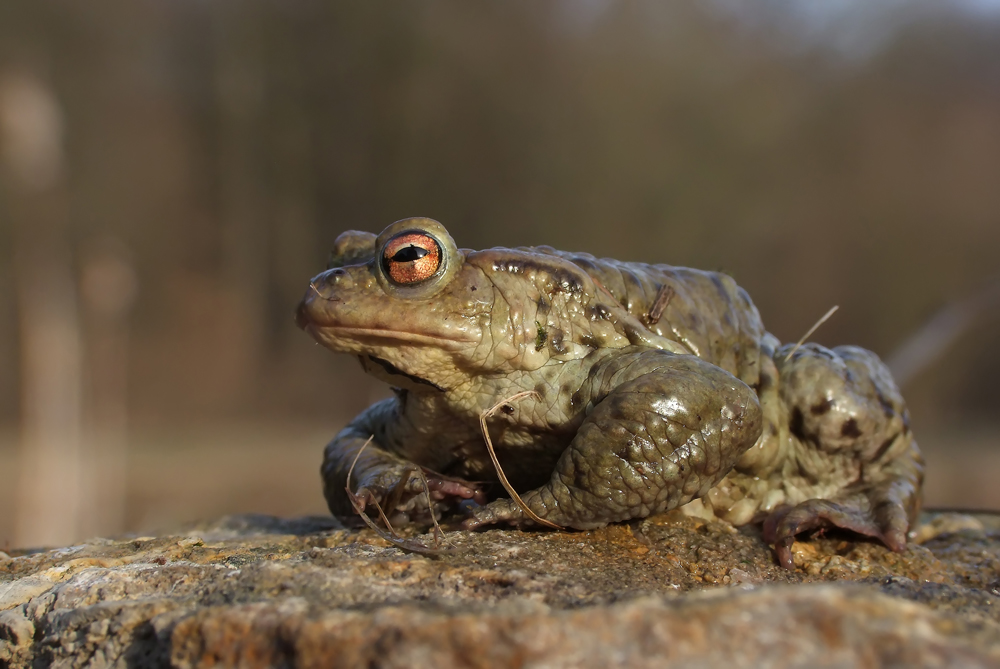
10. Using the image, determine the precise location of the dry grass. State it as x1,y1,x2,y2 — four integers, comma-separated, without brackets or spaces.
479,391,563,530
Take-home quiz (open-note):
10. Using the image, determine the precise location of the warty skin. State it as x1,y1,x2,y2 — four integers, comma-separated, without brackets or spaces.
297,217,923,569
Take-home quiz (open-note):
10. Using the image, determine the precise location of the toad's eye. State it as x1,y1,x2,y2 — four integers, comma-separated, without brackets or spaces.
382,232,442,285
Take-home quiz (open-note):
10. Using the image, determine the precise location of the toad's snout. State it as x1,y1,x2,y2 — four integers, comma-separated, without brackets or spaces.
297,268,349,330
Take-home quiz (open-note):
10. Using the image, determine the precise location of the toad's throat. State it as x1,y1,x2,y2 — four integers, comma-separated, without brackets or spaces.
364,355,445,392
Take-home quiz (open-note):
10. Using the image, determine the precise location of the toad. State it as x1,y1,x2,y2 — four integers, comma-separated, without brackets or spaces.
296,218,923,569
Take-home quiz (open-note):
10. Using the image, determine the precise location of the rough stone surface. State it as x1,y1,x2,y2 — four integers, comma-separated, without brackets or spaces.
1,511,999,668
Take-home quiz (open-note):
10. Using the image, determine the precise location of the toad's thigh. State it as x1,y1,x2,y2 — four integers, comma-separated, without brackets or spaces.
776,343,909,463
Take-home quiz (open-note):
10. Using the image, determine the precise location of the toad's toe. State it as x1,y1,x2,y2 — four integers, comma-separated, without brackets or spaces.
462,499,526,530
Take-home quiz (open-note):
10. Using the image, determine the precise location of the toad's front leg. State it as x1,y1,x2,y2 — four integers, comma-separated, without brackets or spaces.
322,398,485,526
465,350,763,530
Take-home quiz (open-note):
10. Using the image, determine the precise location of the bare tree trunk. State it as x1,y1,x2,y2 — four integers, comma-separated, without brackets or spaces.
214,2,269,401
79,240,136,538
1,70,84,548
271,16,317,356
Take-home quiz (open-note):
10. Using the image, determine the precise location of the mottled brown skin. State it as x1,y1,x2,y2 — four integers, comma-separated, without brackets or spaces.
296,218,923,569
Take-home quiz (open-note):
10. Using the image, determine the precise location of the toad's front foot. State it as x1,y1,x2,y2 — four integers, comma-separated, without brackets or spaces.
347,467,487,526
322,399,489,526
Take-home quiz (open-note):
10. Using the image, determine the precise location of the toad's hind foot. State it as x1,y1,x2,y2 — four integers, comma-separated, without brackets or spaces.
762,489,910,570
764,344,923,569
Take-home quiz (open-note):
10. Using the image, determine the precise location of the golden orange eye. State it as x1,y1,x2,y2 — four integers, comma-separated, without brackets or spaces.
381,232,442,285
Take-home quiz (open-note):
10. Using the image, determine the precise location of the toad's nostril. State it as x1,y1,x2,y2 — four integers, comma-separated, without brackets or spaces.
325,268,346,280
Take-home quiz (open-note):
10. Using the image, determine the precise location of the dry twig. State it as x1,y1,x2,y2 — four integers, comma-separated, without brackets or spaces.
414,466,458,550
479,391,564,530
784,305,839,362
645,284,675,326
309,282,340,301
887,277,1000,387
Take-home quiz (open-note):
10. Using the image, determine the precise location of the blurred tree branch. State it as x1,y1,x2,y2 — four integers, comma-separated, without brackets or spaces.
888,277,1000,389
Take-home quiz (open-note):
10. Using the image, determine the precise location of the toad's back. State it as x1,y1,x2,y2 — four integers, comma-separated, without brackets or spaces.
530,246,768,387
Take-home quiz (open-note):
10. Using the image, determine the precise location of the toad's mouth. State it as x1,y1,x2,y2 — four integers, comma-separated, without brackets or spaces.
296,298,479,351
306,324,477,351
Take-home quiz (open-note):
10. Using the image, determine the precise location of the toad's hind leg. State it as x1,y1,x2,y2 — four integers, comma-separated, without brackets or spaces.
465,351,763,531
763,344,923,569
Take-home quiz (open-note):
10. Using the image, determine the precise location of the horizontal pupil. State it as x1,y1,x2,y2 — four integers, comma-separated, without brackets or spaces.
392,245,430,262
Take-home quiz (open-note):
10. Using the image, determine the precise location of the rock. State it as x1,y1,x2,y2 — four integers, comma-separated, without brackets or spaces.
0,609,35,666
0,574,60,611
170,588,997,669
911,512,987,544
0,510,998,668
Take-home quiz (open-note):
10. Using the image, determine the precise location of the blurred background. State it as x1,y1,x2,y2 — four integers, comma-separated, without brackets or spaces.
1,0,998,549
